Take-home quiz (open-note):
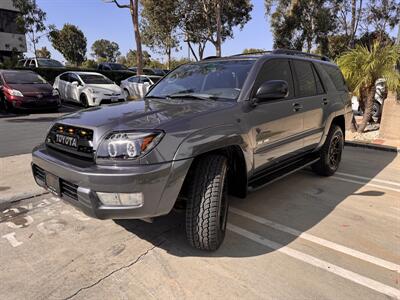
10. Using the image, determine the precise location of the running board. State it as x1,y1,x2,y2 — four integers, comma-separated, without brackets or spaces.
248,153,320,192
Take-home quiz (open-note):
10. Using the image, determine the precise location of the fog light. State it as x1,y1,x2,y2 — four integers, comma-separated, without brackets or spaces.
97,192,143,207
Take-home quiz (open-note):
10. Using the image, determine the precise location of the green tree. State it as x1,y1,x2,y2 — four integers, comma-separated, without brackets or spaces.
107,0,143,75
169,57,193,69
91,39,121,62
337,42,400,132
35,46,51,58
117,49,151,67
81,59,98,69
242,48,266,54
49,24,87,66
141,0,180,69
265,0,338,55
12,0,46,59
181,0,253,59
362,0,400,44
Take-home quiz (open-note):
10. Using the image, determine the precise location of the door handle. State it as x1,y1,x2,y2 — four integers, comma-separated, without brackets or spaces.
292,103,303,112
322,98,329,105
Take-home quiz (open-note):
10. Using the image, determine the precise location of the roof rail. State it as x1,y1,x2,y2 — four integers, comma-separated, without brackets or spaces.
230,51,272,57
272,49,330,61
202,56,221,60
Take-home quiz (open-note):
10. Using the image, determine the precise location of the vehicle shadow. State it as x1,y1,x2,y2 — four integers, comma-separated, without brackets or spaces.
115,147,398,258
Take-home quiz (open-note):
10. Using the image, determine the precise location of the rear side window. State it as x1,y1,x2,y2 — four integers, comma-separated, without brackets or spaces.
321,64,347,91
292,60,318,97
254,59,294,98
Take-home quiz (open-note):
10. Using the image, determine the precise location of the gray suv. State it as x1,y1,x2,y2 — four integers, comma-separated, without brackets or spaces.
32,50,352,251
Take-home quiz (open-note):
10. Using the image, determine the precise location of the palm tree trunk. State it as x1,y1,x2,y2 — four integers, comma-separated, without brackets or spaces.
357,85,376,132
215,0,222,57
130,0,143,75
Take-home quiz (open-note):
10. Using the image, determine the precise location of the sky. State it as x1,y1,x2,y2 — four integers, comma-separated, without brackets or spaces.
35,0,273,64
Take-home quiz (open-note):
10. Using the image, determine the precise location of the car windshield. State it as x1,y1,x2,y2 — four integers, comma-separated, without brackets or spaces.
3,72,47,84
80,74,113,84
37,59,64,67
146,59,255,101
108,63,127,70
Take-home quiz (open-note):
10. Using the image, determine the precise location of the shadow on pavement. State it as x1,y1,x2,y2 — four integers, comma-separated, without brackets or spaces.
115,148,397,258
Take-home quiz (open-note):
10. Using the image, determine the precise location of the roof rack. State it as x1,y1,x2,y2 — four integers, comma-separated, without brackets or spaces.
271,49,330,61
228,49,330,61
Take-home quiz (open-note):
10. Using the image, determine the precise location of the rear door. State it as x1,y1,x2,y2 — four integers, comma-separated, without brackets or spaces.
58,73,69,100
291,59,325,149
247,59,304,171
68,73,81,102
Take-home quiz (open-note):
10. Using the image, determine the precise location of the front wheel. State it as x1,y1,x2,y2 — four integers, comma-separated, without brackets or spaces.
312,125,344,176
80,94,89,108
185,154,229,251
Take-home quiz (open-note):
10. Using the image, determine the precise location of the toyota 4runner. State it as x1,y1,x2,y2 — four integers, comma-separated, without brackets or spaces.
32,50,352,251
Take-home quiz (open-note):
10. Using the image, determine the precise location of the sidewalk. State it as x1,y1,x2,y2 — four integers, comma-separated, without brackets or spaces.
0,154,46,204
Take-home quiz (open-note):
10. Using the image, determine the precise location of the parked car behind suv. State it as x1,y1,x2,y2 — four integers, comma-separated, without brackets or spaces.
32,50,352,251
17,58,64,68
0,70,61,112
120,75,162,99
53,71,125,107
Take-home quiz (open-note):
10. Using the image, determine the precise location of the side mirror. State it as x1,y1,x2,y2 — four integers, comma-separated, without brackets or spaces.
71,81,79,86
254,80,288,103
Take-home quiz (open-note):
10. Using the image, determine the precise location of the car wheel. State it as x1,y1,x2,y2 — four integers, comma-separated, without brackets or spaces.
372,101,381,118
185,154,229,251
123,89,130,99
312,125,344,176
80,94,89,108
1,96,11,113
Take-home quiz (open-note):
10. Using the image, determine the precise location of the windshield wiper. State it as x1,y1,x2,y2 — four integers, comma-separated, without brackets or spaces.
167,93,218,100
144,95,166,99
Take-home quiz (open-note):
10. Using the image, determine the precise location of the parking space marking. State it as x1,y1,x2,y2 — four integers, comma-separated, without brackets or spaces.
2,232,23,247
228,223,400,299
330,176,400,193
336,171,400,187
230,207,400,273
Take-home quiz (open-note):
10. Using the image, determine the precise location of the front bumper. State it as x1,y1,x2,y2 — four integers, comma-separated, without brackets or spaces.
32,144,192,219
8,96,61,110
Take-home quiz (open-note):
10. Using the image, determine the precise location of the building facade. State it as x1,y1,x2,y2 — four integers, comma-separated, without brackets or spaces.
0,0,27,63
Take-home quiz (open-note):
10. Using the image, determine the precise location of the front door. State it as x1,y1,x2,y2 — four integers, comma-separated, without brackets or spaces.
246,59,304,172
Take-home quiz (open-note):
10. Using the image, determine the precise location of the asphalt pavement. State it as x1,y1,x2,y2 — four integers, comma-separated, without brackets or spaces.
1,147,399,299
0,103,81,157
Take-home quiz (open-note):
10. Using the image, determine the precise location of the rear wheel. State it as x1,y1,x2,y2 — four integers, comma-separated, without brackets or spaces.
80,94,89,108
185,154,229,251
312,125,344,176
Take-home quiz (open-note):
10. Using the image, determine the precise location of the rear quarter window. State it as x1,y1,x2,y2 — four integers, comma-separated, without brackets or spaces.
321,64,348,91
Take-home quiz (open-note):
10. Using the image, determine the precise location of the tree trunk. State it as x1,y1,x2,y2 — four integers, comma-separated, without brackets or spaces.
130,0,143,75
187,41,198,61
357,85,376,132
167,47,171,70
349,0,356,47
215,0,222,57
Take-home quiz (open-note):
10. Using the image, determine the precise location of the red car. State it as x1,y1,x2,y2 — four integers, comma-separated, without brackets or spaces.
0,70,61,112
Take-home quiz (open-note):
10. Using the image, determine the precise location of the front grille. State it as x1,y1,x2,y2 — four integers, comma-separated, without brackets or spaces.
46,123,94,160
60,179,78,201
33,165,45,182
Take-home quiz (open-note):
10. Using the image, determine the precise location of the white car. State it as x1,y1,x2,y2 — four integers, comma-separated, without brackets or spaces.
53,72,124,107
351,78,386,120
120,75,162,99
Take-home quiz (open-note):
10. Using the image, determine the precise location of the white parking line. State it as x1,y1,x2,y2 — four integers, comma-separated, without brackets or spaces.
336,171,400,187
230,207,400,273
330,176,400,193
228,224,400,299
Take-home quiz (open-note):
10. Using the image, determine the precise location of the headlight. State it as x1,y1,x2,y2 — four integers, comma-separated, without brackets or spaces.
52,89,59,96
96,131,164,162
88,88,100,94
8,89,23,97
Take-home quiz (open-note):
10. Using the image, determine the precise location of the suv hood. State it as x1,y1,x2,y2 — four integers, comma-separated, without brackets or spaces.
57,99,234,132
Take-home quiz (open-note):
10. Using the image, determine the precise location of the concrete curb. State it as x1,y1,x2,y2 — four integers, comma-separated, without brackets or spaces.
345,141,400,153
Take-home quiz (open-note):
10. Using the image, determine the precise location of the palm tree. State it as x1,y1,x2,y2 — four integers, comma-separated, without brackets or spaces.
337,42,400,132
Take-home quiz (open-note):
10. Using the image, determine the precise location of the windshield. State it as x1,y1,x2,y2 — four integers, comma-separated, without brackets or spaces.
3,71,47,84
80,74,113,84
109,63,127,70
37,59,64,67
146,59,255,100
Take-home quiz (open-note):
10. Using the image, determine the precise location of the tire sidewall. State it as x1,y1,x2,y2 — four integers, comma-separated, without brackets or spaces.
324,127,344,173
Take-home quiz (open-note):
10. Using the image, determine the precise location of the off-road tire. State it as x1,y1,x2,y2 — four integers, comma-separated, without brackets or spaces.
185,154,229,251
80,94,89,108
312,125,344,176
